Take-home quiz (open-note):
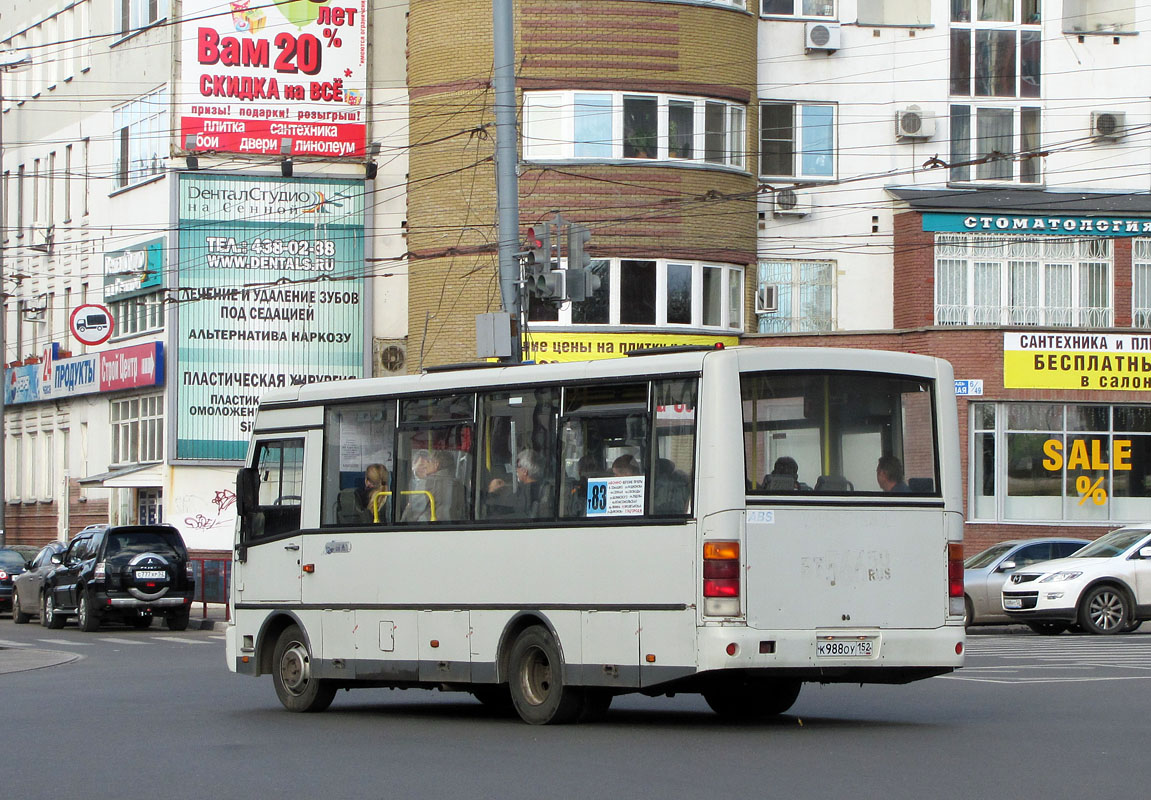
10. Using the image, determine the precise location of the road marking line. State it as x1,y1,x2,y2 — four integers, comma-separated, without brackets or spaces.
97,637,145,645
149,636,211,644
36,638,91,646
0,639,30,647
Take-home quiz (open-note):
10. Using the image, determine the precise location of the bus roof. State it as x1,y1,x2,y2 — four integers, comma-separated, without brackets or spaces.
258,346,950,410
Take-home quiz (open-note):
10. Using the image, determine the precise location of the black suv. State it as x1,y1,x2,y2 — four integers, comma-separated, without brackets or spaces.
42,525,196,632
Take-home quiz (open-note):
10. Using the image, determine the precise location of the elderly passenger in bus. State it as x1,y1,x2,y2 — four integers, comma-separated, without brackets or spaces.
402,449,468,522
876,455,910,493
486,449,554,519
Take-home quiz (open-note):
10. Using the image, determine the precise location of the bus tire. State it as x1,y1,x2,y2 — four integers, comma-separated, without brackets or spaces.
703,678,802,720
579,689,613,723
507,626,583,725
471,685,515,715
272,624,337,713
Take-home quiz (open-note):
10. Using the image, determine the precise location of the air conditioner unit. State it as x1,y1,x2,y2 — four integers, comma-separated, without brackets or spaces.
805,22,841,53
1091,110,1126,141
772,189,811,217
29,225,54,253
22,297,47,323
375,339,407,376
755,285,780,315
896,106,936,140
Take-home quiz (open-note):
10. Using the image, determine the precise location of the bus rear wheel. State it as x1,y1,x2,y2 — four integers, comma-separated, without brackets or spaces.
703,678,802,721
507,626,584,725
272,624,336,713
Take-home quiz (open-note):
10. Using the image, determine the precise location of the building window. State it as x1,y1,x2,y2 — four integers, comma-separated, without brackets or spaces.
857,0,930,25
1133,239,1151,328
949,105,1040,183
759,102,835,180
113,87,168,190
935,234,1112,327
972,402,1151,523
110,291,164,338
528,258,743,331
122,0,167,33
523,91,746,170
757,260,834,333
111,393,164,465
761,0,835,17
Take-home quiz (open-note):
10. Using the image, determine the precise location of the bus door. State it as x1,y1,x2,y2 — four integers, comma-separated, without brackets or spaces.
235,437,306,604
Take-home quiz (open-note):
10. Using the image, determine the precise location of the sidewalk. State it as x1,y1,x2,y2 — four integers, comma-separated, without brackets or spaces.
190,601,229,632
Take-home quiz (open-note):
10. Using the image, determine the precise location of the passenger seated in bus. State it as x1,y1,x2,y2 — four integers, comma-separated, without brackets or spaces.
335,463,391,524
612,454,641,476
486,449,554,519
566,453,604,516
876,455,910,493
402,449,468,522
653,457,691,514
761,456,810,492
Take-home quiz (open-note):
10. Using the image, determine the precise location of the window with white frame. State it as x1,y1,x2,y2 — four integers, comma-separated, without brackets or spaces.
111,394,164,465
761,0,835,17
1132,239,1151,328
110,291,164,338
527,258,743,330
522,92,746,170
757,260,834,333
113,87,168,190
935,234,1112,327
122,0,168,34
949,105,1040,183
950,1,1040,99
759,102,835,180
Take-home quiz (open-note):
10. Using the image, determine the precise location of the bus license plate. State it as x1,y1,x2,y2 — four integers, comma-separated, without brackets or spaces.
817,640,873,658
1003,597,1022,609
136,570,166,580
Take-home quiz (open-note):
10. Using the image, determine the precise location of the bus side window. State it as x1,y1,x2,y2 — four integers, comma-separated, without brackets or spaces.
248,439,305,539
652,379,696,516
396,393,476,525
322,402,397,526
478,388,560,521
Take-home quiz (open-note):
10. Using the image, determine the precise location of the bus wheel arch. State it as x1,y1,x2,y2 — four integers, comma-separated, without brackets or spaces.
506,624,584,725
257,611,308,676
271,622,337,712
494,612,559,684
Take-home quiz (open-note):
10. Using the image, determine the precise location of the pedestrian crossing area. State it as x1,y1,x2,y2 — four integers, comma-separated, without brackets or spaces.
0,633,225,649
944,633,1151,683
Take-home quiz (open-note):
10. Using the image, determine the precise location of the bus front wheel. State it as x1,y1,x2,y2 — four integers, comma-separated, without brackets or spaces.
703,678,802,721
507,626,584,725
272,624,337,713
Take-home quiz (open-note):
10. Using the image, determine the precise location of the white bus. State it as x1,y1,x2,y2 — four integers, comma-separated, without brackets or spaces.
227,345,965,724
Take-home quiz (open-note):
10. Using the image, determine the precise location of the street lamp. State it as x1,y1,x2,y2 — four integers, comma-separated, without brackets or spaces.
0,50,32,548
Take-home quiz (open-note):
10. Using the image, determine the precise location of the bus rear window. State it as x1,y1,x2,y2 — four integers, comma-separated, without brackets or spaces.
742,371,939,497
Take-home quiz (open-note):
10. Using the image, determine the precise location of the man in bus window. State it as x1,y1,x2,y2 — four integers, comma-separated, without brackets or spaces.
612,454,641,476
403,449,468,522
486,449,553,519
876,455,910,493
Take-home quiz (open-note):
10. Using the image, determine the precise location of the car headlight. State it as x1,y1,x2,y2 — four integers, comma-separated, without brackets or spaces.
1039,571,1083,583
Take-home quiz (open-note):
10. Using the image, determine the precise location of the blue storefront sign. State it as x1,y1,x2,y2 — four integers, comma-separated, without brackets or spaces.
104,237,165,301
923,212,1151,237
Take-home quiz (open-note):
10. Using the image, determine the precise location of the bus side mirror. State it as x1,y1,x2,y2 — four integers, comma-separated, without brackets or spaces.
236,467,258,516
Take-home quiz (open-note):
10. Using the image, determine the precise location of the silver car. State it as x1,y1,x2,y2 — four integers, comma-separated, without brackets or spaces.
963,538,1089,628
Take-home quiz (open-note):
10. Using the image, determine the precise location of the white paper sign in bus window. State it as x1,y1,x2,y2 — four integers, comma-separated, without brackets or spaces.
586,476,645,517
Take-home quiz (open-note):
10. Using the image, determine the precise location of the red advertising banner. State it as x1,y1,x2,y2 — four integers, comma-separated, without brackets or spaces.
179,1,368,158
99,342,164,393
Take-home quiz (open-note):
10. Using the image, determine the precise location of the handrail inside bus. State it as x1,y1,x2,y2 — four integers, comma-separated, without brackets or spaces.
372,490,437,522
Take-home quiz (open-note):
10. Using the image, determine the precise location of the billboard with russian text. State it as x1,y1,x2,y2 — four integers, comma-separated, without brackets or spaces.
176,174,366,461
1004,332,1151,391
178,0,368,158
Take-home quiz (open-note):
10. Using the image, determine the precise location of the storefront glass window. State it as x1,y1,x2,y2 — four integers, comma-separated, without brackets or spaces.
974,402,1151,522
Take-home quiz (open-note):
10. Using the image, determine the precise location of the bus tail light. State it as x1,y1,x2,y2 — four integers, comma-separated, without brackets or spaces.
948,542,964,616
703,540,740,617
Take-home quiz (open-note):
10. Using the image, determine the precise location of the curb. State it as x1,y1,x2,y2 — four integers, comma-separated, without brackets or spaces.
0,647,82,675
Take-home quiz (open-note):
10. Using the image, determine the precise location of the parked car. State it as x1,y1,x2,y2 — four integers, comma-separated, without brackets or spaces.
10,541,66,623
0,547,29,613
964,537,1089,628
1002,526,1151,635
41,524,195,632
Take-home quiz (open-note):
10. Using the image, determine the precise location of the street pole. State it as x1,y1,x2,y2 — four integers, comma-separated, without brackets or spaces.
0,51,32,547
492,0,522,362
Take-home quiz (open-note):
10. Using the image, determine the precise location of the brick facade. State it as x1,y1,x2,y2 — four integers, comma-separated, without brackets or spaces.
406,1,758,367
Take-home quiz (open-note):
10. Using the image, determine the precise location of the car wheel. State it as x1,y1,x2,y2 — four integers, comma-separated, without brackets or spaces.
131,613,154,630
77,589,101,632
166,611,191,631
12,587,31,624
1121,619,1142,634
272,624,336,713
1078,585,1129,635
43,594,66,630
703,678,802,721
1026,622,1068,636
963,597,974,628
507,625,584,725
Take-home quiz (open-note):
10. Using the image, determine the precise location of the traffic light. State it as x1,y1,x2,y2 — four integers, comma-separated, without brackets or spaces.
565,223,600,302
523,225,563,302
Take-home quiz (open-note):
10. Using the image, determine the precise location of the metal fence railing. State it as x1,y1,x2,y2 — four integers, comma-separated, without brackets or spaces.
189,558,231,621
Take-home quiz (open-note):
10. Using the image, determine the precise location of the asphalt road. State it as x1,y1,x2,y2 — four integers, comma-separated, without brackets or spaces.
2,621,1148,800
